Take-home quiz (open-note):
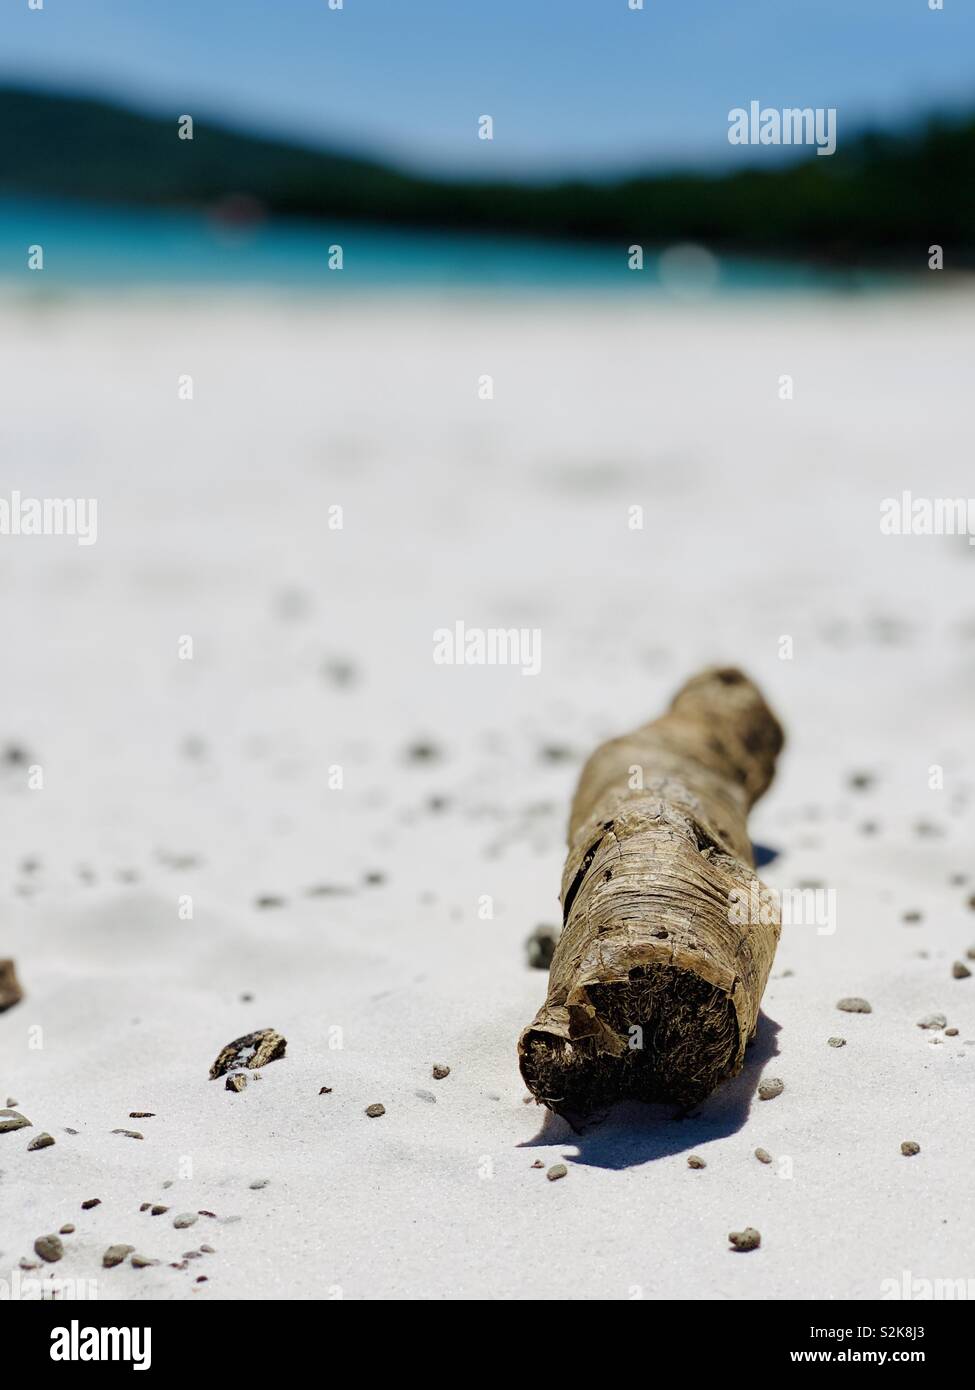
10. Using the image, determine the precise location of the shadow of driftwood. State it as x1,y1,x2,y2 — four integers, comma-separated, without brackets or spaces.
518,1011,781,1171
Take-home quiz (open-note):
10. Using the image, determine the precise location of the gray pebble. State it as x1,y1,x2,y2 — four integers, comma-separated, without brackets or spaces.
546,1163,568,1181
827,1037,846,1047
0,1109,31,1133
131,1253,159,1268
27,1132,55,1151
111,1128,144,1139
837,997,872,1013
952,961,971,980
34,1234,63,1264
917,1013,947,1030
59,1223,75,1235
755,1148,773,1164
103,1244,135,1268
758,1077,784,1101
173,1213,198,1229
729,1227,761,1252
414,1089,436,1103
365,1103,385,1118
249,1179,269,1190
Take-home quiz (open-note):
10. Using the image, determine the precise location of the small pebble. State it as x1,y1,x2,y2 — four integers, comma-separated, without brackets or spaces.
946,1027,959,1037
917,1013,947,1030
837,997,871,1013
200,1243,215,1254
827,1037,846,1047
112,1128,144,1139
901,1141,921,1156
27,1132,55,1151
0,1109,31,1133
131,1253,159,1268
431,1064,450,1080
81,1198,101,1210
249,1179,269,1190
952,961,971,980
902,910,923,923
150,1205,169,1216
546,1163,568,1181
319,1086,333,1095
365,1103,385,1118
103,1244,134,1268
34,1234,63,1264
755,1148,772,1165
226,1075,247,1093
531,1160,544,1169
129,1111,155,1119
758,1077,784,1101
687,1155,706,1169
140,1203,152,1212
525,924,560,970
729,1227,761,1252
173,1213,198,1229
414,1089,436,1102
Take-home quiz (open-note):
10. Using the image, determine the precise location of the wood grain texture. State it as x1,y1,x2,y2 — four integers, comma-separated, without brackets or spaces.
519,668,784,1126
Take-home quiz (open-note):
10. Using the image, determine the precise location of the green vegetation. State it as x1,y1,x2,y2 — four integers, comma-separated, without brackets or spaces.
2,87,972,264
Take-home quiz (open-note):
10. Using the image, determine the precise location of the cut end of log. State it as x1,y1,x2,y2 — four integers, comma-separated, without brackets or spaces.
520,962,740,1123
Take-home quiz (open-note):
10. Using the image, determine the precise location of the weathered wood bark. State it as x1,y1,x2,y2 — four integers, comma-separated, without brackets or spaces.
519,667,784,1126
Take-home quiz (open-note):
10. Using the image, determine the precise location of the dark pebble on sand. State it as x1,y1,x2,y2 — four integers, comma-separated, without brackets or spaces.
103,1244,134,1268
405,740,441,764
81,1198,101,1210
365,1103,385,1118
34,1234,63,1264
525,923,560,970
828,1037,847,1047
687,1155,706,1169
901,1141,921,1156
59,1224,75,1234
952,961,971,979
729,1227,761,1252
432,1064,450,1080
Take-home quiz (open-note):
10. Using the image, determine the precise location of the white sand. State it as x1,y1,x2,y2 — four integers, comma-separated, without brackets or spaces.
2,288,973,1300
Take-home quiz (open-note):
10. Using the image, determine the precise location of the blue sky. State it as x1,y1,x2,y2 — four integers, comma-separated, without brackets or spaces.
2,0,974,176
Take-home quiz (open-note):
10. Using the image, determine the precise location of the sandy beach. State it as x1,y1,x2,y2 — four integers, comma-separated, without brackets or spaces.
2,287,974,1300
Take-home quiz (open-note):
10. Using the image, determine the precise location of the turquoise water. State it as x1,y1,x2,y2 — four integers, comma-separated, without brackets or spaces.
0,196,888,294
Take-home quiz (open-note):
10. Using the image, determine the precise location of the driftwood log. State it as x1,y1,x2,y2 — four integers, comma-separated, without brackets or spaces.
519,667,784,1125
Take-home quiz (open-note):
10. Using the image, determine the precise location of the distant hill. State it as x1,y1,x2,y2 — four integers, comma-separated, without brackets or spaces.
2,87,973,265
